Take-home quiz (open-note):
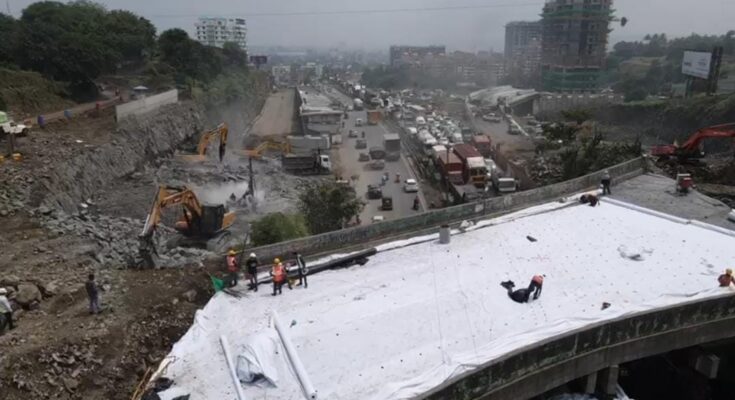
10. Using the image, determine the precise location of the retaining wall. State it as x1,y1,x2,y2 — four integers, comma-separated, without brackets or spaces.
422,293,735,400
248,157,646,260
115,90,179,121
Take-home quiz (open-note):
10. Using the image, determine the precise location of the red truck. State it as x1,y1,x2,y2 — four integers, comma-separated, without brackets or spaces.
436,150,464,184
471,134,493,158
453,144,487,188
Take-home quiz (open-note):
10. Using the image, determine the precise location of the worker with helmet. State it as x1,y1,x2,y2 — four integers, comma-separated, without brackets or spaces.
718,269,734,287
271,258,287,296
529,274,545,300
226,249,240,288
245,253,259,291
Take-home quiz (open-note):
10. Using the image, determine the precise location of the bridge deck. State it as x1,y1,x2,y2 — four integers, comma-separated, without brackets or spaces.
156,198,735,400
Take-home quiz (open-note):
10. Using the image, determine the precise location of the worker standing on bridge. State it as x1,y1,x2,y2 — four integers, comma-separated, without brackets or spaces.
718,269,734,287
246,253,259,291
226,249,240,287
528,274,545,300
292,251,309,288
413,196,420,211
601,170,612,195
271,258,287,296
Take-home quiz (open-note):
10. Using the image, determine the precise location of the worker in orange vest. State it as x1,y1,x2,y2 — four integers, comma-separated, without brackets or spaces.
528,274,545,300
718,269,734,287
226,249,240,287
271,258,287,296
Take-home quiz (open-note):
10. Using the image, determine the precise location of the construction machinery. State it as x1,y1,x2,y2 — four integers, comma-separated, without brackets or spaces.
138,185,235,266
241,140,291,159
178,123,228,162
651,123,735,162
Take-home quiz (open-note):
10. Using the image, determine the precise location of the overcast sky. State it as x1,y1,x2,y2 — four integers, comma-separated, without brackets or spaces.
7,0,735,52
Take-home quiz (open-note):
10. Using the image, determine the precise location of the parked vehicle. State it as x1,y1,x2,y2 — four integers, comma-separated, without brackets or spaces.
356,139,367,149
358,152,370,162
493,174,518,193
348,130,358,138
368,110,382,125
453,144,488,188
0,111,29,138
482,113,501,123
372,215,385,223
436,150,464,185
404,179,419,193
353,98,364,111
356,118,364,127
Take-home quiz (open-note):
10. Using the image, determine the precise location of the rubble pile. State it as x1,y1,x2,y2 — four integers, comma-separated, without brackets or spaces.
529,155,564,186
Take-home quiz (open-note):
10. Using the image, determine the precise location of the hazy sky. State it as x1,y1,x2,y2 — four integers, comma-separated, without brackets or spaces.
7,0,735,52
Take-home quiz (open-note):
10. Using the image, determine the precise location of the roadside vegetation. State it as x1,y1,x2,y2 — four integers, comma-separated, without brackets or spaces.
0,1,254,113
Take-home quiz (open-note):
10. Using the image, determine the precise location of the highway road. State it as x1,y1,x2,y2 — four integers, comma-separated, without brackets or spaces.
473,116,536,155
336,110,426,224
249,89,296,138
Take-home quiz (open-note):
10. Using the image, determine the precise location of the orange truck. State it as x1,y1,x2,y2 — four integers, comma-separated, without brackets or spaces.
367,110,383,125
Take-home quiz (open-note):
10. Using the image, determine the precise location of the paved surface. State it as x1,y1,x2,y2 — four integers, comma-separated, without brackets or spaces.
249,89,296,138
473,116,536,155
612,173,734,230
337,110,426,223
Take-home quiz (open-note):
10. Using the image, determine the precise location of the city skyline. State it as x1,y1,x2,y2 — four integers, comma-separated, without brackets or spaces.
4,0,735,52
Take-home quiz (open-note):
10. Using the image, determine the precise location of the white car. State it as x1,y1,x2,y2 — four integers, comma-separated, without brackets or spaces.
372,215,385,223
404,178,419,193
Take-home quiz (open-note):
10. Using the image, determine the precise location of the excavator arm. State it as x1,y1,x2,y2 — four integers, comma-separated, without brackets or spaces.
680,123,735,151
140,186,203,239
193,123,228,159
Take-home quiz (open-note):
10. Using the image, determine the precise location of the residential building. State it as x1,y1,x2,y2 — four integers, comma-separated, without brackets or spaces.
272,65,292,86
195,17,247,51
540,0,613,92
504,21,541,60
389,45,446,67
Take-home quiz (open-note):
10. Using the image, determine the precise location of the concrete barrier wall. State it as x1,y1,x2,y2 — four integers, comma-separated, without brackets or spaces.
423,293,735,400
248,157,645,260
115,90,179,121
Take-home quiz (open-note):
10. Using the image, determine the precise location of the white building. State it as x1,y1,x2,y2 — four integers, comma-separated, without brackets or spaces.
195,17,247,51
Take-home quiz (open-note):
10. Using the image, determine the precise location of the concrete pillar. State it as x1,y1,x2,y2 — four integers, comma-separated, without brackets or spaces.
598,365,619,395
583,371,598,394
689,349,720,379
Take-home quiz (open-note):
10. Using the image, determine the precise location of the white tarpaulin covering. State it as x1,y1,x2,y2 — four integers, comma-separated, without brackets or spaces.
157,200,735,399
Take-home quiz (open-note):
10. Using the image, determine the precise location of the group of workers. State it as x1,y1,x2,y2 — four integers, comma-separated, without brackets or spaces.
225,250,309,296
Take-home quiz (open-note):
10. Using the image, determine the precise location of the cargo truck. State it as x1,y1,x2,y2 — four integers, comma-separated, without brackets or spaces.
471,134,493,158
436,150,464,185
282,153,332,175
367,110,383,125
452,144,488,188
383,133,401,161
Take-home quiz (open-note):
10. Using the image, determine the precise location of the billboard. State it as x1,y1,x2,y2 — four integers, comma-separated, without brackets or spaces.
682,51,712,79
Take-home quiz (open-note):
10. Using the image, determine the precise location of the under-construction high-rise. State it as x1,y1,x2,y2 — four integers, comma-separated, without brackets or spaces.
541,0,613,92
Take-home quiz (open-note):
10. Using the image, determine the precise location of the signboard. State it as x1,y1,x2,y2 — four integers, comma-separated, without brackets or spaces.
682,51,712,79
249,55,268,65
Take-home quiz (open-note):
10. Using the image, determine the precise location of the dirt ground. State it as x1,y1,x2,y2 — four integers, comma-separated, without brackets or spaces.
0,90,304,399
247,89,297,139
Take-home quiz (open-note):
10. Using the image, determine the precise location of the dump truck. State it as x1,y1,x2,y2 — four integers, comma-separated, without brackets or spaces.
383,133,401,161
368,110,383,125
282,153,332,175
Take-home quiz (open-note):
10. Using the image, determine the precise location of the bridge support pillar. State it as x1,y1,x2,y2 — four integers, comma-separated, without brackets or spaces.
583,371,597,394
598,365,619,395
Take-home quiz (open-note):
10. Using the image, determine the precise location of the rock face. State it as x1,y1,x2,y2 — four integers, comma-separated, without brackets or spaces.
40,103,206,213
15,283,42,306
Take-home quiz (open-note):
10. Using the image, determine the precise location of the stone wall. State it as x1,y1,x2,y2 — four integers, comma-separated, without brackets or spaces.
248,157,646,261
115,90,179,121
422,293,735,400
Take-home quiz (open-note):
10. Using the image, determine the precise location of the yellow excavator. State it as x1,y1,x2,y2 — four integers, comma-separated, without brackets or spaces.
241,139,291,159
178,123,229,162
138,185,235,266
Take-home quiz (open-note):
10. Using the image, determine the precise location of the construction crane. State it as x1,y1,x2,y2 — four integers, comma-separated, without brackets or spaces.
178,123,228,162
651,123,735,161
138,185,235,266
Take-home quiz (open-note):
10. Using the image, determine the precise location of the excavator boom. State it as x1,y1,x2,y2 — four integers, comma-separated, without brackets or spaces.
651,122,735,160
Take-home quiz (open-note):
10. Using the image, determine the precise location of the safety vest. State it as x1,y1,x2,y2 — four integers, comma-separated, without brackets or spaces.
272,263,286,283
227,255,238,273
532,275,544,285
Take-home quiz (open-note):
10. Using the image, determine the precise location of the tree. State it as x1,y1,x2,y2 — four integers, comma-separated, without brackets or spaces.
0,13,18,66
298,181,364,234
222,42,248,68
158,28,223,82
250,213,309,246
